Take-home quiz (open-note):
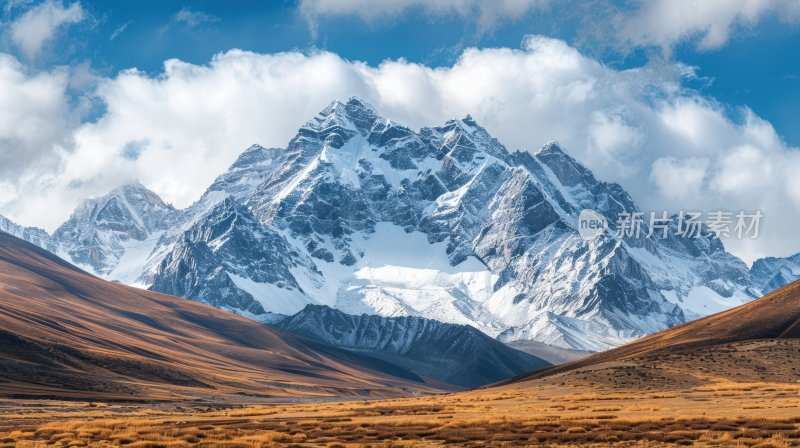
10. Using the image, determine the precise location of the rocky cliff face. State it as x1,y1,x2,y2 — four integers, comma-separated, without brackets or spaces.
750,253,800,296
0,214,55,253
142,98,755,351
276,305,550,388
151,196,317,321
23,98,775,352
51,182,178,282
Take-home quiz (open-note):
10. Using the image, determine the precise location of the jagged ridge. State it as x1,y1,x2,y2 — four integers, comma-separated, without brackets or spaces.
276,305,550,388
5,97,787,352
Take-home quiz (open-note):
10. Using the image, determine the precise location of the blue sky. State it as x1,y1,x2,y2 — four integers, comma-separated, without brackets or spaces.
1,0,800,262
8,0,799,144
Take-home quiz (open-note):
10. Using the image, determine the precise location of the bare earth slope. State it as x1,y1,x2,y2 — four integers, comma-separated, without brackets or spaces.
506,278,800,384
0,231,439,401
2,265,800,446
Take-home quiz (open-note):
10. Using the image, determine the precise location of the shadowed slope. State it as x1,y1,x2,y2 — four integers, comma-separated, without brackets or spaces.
276,305,550,388
0,232,440,401
508,279,800,384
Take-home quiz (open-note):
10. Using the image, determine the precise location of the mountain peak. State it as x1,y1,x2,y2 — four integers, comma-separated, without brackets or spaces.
67,181,174,221
0,213,55,252
84,181,164,205
431,114,510,162
442,116,479,133
345,96,376,110
52,181,179,276
109,180,148,196
312,97,382,134
44,100,764,354
277,305,551,388
318,96,377,117
536,141,566,156
243,143,265,152
319,98,347,116
461,114,478,127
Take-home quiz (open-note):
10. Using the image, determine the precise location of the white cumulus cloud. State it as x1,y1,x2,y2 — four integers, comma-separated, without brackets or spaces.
650,156,709,201
0,36,799,263
9,0,85,59
618,0,800,54
0,53,74,183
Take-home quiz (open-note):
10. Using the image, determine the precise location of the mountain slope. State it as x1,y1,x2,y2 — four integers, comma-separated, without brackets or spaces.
750,253,800,296
0,213,55,252
0,231,441,401
145,98,754,351
150,197,319,321
276,305,550,388
52,182,179,282
506,278,800,385
7,284,798,448
31,98,771,352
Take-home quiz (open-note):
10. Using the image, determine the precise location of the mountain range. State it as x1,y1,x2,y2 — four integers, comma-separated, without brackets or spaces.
1,97,795,352
506,269,800,386
5,223,800,446
277,304,549,388
0,231,438,400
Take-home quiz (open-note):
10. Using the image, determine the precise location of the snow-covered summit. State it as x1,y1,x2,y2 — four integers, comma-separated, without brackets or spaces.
750,253,800,295
144,101,759,350
0,213,55,252
303,97,384,139
40,100,776,352
52,182,178,279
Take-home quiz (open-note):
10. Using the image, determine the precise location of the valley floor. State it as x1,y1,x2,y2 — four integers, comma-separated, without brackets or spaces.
2,339,800,447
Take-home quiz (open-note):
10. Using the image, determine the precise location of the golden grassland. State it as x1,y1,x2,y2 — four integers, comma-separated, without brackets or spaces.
2,234,800,447
4,339,800,446
2,374,800,447
0,233,438,402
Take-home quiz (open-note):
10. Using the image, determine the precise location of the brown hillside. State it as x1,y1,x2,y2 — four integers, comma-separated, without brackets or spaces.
0,232,439,401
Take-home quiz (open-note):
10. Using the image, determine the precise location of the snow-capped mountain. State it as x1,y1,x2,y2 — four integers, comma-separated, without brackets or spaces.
276,305,550,388
750,253,800,296
51,182,178,283
151,196,318,322
0,214,56,252
36,97,781,352
143,98,755,351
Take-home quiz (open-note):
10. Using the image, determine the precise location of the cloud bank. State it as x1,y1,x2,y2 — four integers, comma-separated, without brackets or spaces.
300,0,800,55
0,36,798,263
9,0,84,59
617,0,800,54
299,0,547,32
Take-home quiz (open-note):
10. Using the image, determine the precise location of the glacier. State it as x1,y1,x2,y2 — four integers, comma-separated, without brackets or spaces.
2,97,793,352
